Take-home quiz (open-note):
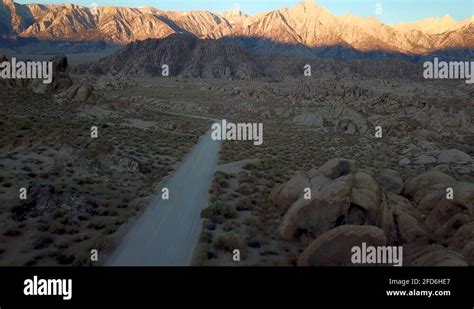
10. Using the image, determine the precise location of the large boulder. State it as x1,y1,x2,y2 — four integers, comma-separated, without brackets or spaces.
389,194,427,243
450,222,474,265
75,83,95,102
412,183,448,211
434,213,471,245
437,149,472,164
278,196,349,241
51,56,73,89
278,164,397,242
424,182,474,231
376,169,403,195
403,171,455,198
297,225,387,266
269,171,310,210
318,158,356,180
66,82,97,102
278,172,353,240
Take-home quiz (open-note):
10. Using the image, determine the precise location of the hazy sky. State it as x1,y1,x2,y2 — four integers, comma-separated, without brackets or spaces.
15,0,474,24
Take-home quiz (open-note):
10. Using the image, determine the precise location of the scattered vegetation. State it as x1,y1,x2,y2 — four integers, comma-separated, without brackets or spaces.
213,233,243,252
0,87,208,266
201,201,237,223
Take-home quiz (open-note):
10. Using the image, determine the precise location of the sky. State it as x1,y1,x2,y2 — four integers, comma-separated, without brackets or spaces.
15,0,474,24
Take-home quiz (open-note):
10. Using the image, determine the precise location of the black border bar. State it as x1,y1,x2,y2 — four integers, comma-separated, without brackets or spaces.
0,267,473,307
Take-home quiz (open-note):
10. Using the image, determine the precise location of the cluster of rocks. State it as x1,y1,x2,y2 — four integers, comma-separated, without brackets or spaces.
291,104,369,135
11,183,84,223
0,53,100,102
400,148,473,172
269,158,474,266
64,82,97,102
0,54,73,94
290,98,472,139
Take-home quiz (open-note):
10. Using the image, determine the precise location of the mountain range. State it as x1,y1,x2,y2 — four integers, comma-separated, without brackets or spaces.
1,0,473,55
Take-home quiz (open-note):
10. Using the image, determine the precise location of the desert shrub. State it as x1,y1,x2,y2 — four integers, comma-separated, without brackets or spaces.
239,172,257,184
236,183,258,195
236,199,253,211
222,220,240,232
243,162,258,170
49,221,67,235
214,171,230,188
216,178,229,188
213,233,242,252
201,202,237,223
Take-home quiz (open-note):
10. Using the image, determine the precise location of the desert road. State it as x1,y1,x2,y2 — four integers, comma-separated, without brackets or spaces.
106,129,221,266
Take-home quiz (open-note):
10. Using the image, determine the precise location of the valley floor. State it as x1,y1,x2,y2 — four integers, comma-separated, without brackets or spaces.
1,73,473,266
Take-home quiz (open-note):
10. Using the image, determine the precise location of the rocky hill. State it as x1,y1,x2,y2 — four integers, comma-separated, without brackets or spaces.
77,34,268,79
76,34,424,81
